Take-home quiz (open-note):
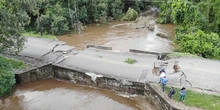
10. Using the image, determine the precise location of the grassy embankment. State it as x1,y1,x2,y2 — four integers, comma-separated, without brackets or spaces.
168,52,200,58
164,86,220,110
22,31,56,40
0,56,26,97
0,56,26,70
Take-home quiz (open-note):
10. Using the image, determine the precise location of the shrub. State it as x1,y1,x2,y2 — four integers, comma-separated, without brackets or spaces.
122,8,138,21
0,70,15,98
0,56,26,97
0,57,15,97
175,30,220,59
124,58,137,64
156,0,220,60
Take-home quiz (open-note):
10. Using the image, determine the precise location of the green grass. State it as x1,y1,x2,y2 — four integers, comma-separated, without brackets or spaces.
124,58,137,64
165,86,220,110
0,56,26,69
168,52,200,58
22,31,56,40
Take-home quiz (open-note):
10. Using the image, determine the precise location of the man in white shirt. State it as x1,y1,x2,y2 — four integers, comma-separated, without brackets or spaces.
158,68,166,84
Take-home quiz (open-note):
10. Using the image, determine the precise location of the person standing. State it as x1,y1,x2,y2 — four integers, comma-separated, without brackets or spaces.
158,68,166,84
168,87,176,98
161,76,168,92
180,87,186,102
173,61,180,73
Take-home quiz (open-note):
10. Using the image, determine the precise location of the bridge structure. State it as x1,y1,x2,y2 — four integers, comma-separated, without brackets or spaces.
7,37,220,92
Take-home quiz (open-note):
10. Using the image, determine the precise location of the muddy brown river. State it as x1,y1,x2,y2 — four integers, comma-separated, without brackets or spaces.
57,14,175,52
0,79,157,110
1,14,175,110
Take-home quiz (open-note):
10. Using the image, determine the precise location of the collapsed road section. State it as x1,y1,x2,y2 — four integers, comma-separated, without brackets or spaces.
5,37,220,92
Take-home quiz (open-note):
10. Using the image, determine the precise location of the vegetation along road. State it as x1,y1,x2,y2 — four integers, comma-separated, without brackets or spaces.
0,0,220,110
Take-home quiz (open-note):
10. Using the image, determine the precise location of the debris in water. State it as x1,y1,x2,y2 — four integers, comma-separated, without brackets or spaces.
85,72,103,83
120,79,133,86
117,93,138,98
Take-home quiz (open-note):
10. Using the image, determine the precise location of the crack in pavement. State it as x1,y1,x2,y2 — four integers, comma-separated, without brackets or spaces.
38,43,78,63
179,71,193,87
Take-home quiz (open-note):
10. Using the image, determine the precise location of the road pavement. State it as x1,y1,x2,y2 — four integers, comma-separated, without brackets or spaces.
17,37,220,92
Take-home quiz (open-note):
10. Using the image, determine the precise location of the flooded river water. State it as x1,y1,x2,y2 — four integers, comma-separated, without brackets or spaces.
0,79,157,110
57,14,175,52
0,14,175,110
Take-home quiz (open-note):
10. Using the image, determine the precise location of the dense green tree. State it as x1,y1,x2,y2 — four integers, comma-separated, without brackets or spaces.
108,0,124,19
79,5,89,24
0,57,15,97
176,30,220,59
0,0,29,53
33,0,147,35
38,3,69,35
156,0,220,59
94,1,108,23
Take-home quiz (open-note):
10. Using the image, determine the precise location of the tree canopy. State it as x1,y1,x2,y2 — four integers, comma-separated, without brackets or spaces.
0,0,30,53
33,0,147,35
0,0,148,52
156,0,220,59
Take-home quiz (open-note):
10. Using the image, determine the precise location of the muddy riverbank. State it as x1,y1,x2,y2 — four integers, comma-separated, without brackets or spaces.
57,13,175,52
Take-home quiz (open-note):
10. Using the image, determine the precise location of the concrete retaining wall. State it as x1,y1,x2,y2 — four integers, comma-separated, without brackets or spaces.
129,49,169,60
145,82,179,110
86,45,112,50
53,64,145,95
129,49,170,55
15,63,53,84
15,63,179,110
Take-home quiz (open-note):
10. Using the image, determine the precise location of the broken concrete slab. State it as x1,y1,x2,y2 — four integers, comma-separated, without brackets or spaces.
9,37,220,92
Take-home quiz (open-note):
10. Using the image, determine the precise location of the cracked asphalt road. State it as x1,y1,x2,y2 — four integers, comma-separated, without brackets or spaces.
17,37,220,93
